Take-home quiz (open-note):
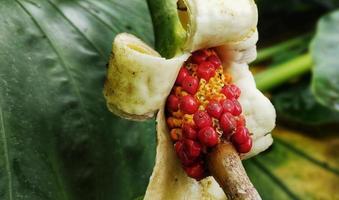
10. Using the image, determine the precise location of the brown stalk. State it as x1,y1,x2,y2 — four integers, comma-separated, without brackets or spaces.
207,142,261,200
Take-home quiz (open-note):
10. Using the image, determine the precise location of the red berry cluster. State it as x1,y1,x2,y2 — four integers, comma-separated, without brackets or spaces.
166,49,252,180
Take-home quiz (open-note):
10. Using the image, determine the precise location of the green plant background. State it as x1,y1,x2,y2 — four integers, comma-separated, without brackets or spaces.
0,0,338,200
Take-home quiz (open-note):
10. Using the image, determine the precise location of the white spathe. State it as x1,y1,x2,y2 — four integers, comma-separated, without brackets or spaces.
183,0,258,53
104,33,190,120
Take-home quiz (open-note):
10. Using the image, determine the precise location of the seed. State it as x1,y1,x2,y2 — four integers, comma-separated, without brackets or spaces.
219,112,236,135
175,141,195,166
166,94,179,111
230,84,241,99
182,76,199,95
193,111,212,129
236,137,252,153
184,162,205,181
231,126,250,145
176,67,189,85
232,100,242,116
197,61,216,81
174,141,184,155
207,55,221,68
198,126,219,147
170,129,183,141
206,101,223,119
221,99,235,113
180,95,199,114
184,139,202,158
221,84,240,99
183,124,197,140
191,50,209,64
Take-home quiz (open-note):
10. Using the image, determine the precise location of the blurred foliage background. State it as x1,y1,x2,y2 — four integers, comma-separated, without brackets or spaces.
0,0,338,200
247,1,339,199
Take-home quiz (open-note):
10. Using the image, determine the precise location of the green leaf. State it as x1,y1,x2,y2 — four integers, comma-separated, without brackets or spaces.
0,0,155,199
272,82,339,130
255,33,312,65
245,126,339,200
311,10,339,111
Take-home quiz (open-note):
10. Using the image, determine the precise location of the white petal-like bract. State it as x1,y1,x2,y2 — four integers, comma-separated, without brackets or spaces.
144,110,226,200
182,0,258,52
104,33,189,120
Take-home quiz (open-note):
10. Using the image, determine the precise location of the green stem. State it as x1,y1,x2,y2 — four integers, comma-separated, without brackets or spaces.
254,33,312,64
255,53,313,91
146,0,186,58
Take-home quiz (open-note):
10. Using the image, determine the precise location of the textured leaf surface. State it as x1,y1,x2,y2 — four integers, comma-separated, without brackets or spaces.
311,10,339,111
272,83,339,129
244,126,339,200
0,0,155,199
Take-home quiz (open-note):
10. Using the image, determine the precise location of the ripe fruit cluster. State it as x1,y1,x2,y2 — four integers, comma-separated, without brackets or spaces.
166,49,252,180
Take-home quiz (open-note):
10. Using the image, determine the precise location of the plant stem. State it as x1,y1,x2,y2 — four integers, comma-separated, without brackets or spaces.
255,53,313,92
146,0,186,58
254,33,312,64
208,142,261,200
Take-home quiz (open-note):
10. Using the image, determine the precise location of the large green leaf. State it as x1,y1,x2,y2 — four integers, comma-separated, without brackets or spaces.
272,82,339,130
0,0,155,199
311,10,339,111
1,1,338,200
245,126,339,200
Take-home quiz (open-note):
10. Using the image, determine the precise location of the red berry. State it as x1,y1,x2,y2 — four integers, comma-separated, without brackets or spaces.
221,99,235,113
184,139,202,158
198,127,219,147
231,127,250,145
192,50,208,64
193,111,212,129
206,101,223,119
219,112,236,135
236,116,246,127
183,124,197,140
175,141,195,166
236,137,252,153
221,85,233,99
175,140,184,154
182,76,199,95
170,129,183,141
180,95,199,114
207,55,221,68
166,94,179,111
232,100,242,116
230,84,241,99
176,67,189,85
197,62,216,81
221,84,241,99
184,162,205,180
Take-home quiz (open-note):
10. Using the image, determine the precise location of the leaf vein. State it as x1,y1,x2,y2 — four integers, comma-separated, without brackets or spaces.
74,1,119,33
16,0,88,123
0,106,13,200
46,0,106,58
275,138,339,176
251,159,301,200
14,1,91,199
